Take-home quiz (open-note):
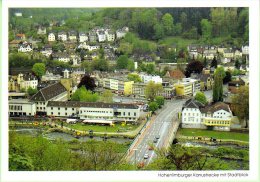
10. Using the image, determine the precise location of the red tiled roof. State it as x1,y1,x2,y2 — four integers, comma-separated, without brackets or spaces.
168,70,185,80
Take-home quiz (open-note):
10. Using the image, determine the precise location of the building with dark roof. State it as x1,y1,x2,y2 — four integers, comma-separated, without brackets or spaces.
182,99,233,131
30,82,68,115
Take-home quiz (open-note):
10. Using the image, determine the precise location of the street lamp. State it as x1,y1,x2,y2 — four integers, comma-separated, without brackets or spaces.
133,148,138,167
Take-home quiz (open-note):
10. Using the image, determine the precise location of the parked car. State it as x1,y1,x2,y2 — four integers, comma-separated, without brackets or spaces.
153,138,158,143
144,154,149,159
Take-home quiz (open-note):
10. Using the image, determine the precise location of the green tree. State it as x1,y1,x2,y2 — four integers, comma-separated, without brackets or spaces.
117,42,133,55
210,56,218,68
162,13,174,35
116,55,129,69
101,90,113,103
153,23,165,40
71,86,99,102
127,59,135,71
223,71,232,84
231,86,249,128
213,66,226,102
194,91,207,105
146,64,155,74
27,87,38,96
155,96,165,108
144,81,163,101
127,73,141,83
32,63,46,78
200,19,212,41
235,59,241,69
148,102,159,113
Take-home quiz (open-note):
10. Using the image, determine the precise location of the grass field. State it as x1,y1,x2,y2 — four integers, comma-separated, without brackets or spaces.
177,128,249,142
158,36,199,48
62,122,139,133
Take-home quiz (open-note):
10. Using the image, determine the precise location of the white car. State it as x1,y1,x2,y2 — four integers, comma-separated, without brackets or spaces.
144,154,149,159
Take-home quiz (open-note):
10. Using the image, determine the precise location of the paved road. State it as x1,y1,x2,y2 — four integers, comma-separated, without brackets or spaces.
127,99,187,166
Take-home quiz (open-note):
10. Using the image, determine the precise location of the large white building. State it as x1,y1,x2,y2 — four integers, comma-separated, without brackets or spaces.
105,30,115,42
182,99,233,131
46,101,140,122
139,73,162,84
9,99,36,117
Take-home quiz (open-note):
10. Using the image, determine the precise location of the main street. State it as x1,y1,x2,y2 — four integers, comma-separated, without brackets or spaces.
126,99,187,166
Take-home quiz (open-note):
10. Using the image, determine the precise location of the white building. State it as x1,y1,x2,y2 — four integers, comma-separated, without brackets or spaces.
68,31,77,41
79,32,88,42
46,101,140,122
105,30,115,42
37,27,46,35
78,43,100,51
97,30,106,42
30,82,68,115
41,71,62,81
48,32,56,42
18,42,33,52
58,31,67,41
242,45,249,55
139,73,162,84
182,78,200,96
182,99,233,131
9,99,36,117
17,73,38,90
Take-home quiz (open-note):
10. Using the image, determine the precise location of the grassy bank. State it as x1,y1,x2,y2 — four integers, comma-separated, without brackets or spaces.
177,128,249,142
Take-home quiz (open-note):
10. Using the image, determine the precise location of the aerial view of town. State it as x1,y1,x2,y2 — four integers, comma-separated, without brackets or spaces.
8,8,249,171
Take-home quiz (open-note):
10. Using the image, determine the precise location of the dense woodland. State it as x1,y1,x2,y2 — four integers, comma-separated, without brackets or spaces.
9,8,248,45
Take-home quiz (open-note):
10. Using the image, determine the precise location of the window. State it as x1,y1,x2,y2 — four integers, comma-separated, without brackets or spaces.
58,112,60,115
51,112,53,115
123,112,125,116
65,108,67,110
51,107,53,110
128,112,130,116
72,108,74,111
58,107,60,110
134,112,136,116
65,113,67,116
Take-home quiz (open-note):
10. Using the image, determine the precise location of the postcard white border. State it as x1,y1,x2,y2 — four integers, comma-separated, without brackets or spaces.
1,0,259,182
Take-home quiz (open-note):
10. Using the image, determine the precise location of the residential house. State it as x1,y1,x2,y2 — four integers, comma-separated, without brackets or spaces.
89,31,97,42
40,45,53,57
41,70,62,82
228,78,245,94
18,42,33,52
182,99,233,131
97,30,106,42
167,70,185,81
242,45,249,55
105,30,115,42
52,52,70,62
14,12,22,17
8,76,19,92
199,74,214,91
48,32,56,42
79,32,88,42
68,30,77,41
30,82,68,115
223,49,234,59
58,31,67,41
15,34,26,40
116,29,127,39
37,26,47,35
17,73,38,91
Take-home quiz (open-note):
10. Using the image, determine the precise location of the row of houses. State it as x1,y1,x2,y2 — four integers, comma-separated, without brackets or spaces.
47,27,129,43
187,44,249,60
